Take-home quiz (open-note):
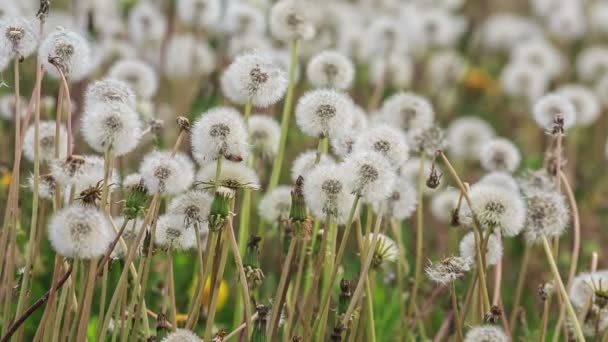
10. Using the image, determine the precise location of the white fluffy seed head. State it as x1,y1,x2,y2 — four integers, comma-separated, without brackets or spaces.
164,34,215,79
425,256,471,284
128,2,167,45
427,50,468,89
369,53,413,89
408,125,447,156
376,176,418,220
108,58,158,100
81,102,142,156
557,84,601,126
344,150,396,204
577,46,608,83
570,270,608,336
479,172,519,193
191,107,248,164
518,169,556,195
248,115,280,159
524,189,569,244
0,94,27,120
479,138,521,173
380,92,434,132
353,124,410,169
139,151,194,195
400,157,444,195
464,183,526,237
84,78,136,109
168,190,213,226
28,174,57,200
511,39,564,78
459,232,503,267
155,214,197,251
221,51,287,107
306,50,354,90
269,0,315,41
223,2,265,35
50,155,119,194
23,121,67,163
303,163,356,224
176,0,221,30
446,116,495,161
0,17,38,59
196,160,260,190
291,150,335,182
430,188,459,223
122,173,143,189
39,28,90,81
47,204,114,259
500,61,549,102
258,186,292,223
366,233,398,268
363,16,408,59
464,325,509,342
532,93,577,132
161,329,201,342
295,89,353,139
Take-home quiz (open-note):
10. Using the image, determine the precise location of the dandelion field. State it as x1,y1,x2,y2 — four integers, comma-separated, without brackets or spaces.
1,0,608,341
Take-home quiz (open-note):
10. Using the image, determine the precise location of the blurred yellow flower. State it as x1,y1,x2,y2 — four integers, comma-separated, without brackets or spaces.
1,169,11,188
463,66,498,93
202,278,228,310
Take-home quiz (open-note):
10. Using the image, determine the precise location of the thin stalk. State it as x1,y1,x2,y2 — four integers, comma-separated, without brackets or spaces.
51,64,73,157
510,245,531,334
451,282,464,342
34,256,62,341
268,238,298,340
540,236,585,342
364,280,377,342
408,154,426,317
226,217,254,338
316,219,338,340
101,146,114,212
389,219,408,338
268,38,299,191
76,258,99,341
286,240,307,340
203,231,230,341
186,230,216,329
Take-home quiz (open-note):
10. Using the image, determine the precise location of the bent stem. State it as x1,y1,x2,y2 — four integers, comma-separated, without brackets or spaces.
540,236,585,342
268,38,299,191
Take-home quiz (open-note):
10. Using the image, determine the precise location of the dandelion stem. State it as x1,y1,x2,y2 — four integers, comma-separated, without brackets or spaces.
203,230,230,341
408,154,426,318
76,258,99,341
268,237,298,340
451,282,464,342
227,216,254,338
540,235,585,342
268,38,299,191
510,244,531,334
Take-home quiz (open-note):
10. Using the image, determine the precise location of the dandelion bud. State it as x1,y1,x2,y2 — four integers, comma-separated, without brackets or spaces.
23,121,68,163
295,89,354,139
208,186,234,231
446,117,495,161
463,325,509,342
459,232,503,267
291,150,334,182
40,28,91,81
366,233,398,269
155,313,171,340
47,204,114,259
269,0,315,42
161,328,201,342
123,180,149,220
191,107,248,164
344,150,396,204
221,51,287,108
252,304,270,341
353,124,410,169
289,177,312,239
425,256,471,284
244,235,264,291
108,58,158,100
303,164,356,224
338,279,352,316
523,189,569,244
533,93,576,133
380,92,434,132
306,50,354,90
0,17,38,59
139,151,194,195
81,102,142,156
197,160,260,190
479,138,521,173
538,282,554,301
248,115,280,160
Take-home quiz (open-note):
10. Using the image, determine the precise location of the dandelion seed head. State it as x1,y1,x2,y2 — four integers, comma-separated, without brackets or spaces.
221,51,287,107
425,256,471,284
428,50,468,88
463,325,509,342
524,189,569,244
108,58,158,100
400,157,444,195
84,78,136,109
353,124,409,169
176,0,221,30
459,232,503,267
122,173,143,190
168,190,213,226
463,183,526,237
258,186,292,223
304,164,356,224
197,160,260,190
155,214,197,251
248,115,280,159
28,174,57,200
380,92,434,132
547,4,586,42
269,0,315,41
556,84,601,126
480,14,542,51
344,150,396,204
479,172,519,193
81,102,142,156
577,46,608,83
500,61,549,102
519,169,556,195
479,138,521,173
376,176,418,220
50,155,119,194
223,2,265,35
369,53,413,89
415,7,466,49
430,188,459,223
408,125,447,156
363,16,408,58
23,121,67,163
47,204,114,259
191,107,248,164
161,328,201,342
0,17,38,59
306,50,354,90
295,88,353,139
139,151,194,195
291,150,335,182
164,34,215,79
128,2,167,44
39,28,90,81
446,116,495,161
511,39,564,78
532,93,576,132
0,95,27,120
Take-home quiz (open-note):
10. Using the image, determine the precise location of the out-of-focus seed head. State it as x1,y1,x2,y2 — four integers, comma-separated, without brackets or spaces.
446,116,495,161
168,190,213,228
176,0,221,30
408,126,447,156
0,17,38,59
523,189,569,244
269,0,315,42
430,188,459,223
164,34,216,79
380,92,434,132
306,50,354,90
369,53,413,89
459,231,503,267
291,150,335,182
532,93,576,132
500,61,549,103
258,186,292,223
479,172,519,193
511,39,564,79
479,138,521,173
463,325,509,342
23,121,67,163
223,2,265,36
425,256,471,284
577,46,608,83
28,174,57,200
557,84,601,126
128,1,167,45
108,58,158,100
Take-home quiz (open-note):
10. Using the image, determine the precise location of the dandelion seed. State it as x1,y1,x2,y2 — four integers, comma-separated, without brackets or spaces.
344,150,396,204
295,88,353,139
0,94,27,120
196,160,260,190
47,204,114,259
39,28,90,81
108,58,158,100
139,151,194,195
303,163,356,224
353,124,409,169
291,150,335,182
463,325,509,342
22,121,67,163
81,102,142,156
532,93,576,132
258,186,292,223
523,189,569,244
380,92,434,132
479,138,521,173
425,256,471,284
0,17,38,59
306,50,354,90
155,214,197,251
459,231,503,267
191,107,248,164
269,0,315,42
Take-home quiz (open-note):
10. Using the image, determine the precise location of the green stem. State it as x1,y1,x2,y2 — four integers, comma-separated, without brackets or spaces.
101,146,114,212
451,282,464,342
268,39,299,191
227,218,253,338
407,154,426,317
510,244,531,334
540,236,585,342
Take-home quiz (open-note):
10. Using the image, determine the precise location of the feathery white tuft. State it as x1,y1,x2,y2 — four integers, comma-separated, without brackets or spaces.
464,325,509,342
523,189,569,244
430,188,459,223
353,124,410,169
128,2,167,45
23,121,67,163
303,163,356,224
295,88,353,139
459,231,503,267
380,92,434,132
164,34,215,79
0,17,38,59
84,78,136,109
248,115,281,159
139,151,194,195
446,116,495,160
291,150,335,182
161,329,201,342
108,59,158,100
269,0,315,41
479,172,519,193
557,84,601,126
344,150,396,204
176,0,221,29
532,93,576,131
369,53,413,89
376,176,417,220
81,102,142,156
306,50,354,90
39,28,90,81
155,214,197,251
168,190,213,227
191,107,248,164
500,61,548,102
425,256,471,284
479,138,521,173
258,186,292,223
